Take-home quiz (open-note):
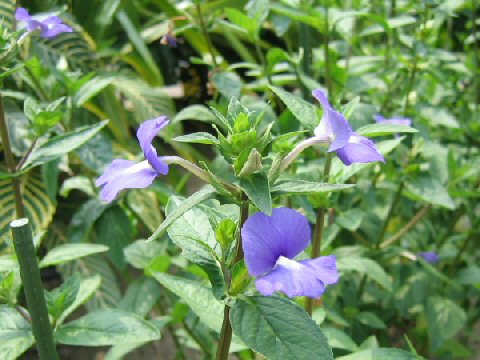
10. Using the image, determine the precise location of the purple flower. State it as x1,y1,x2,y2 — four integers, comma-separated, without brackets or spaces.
242,208,339,298
96,117,169,202
417,251,439,264
312,90,385,166
374,114,412,127
15,8,72,39
161,34,177,48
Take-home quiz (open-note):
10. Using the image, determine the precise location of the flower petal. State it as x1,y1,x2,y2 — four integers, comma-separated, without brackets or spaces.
336,133,385,166
255,255,338,298
15,8,32,21
242,208,311,276
312,90,352,152
136,117,169,175
41,23,72,39
417,251,439,264
95,159,158,202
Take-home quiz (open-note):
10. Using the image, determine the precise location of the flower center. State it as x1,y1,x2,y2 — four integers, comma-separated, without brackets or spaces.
121,160,153,176
275,256,302,270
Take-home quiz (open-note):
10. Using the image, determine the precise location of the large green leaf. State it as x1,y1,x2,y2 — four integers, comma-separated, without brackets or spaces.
426,296,466,351
39,244,109,268
336,348,421,360
0,170,55,242
55,309,160,346
148,186,217,242
337,257,392,291
0,306,34,360
166,196,226,299
21,120,108,171
153,273,223,332
269,85,317,129
230,295,333,360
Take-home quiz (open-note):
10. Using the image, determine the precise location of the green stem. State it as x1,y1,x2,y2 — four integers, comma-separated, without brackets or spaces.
375,181,404,249
195,3,218,68
216,194,249,360
0,95,25,217
305,154,332,316
299,22,312,100
255,42,272,86
472,0,479,111
10,219,59,360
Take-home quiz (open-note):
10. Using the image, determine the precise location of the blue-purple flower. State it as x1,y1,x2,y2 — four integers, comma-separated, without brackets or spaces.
96,117,169,202
312,90,385,166
417,251,439,264
374,114,412,127
242,208,339,298
15,8,72,39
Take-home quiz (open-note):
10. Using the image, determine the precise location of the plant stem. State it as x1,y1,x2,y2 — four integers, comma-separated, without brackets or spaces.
195,3,218,68
0,95,25,217
299,22,312,100
375,181,404,249
255,42,272,86
380,205,431,249
10,219,59,360
305,154,332,316
16,138,37,171
216,194,249,360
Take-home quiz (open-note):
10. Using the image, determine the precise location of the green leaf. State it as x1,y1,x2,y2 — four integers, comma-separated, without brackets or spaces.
417,105,459,129
426,296,467,351
405,177,455,209
126,190,163,233
457,266,480,285
55,309,160,346
148,186,217,242
356,123,417,137
0,170,55,243
95,206,132,271
21,120,108,171
45,274,80,322
40,244,109,268
172,132,219,145
337,257,392,291
56,275,102,326
0,306,34,360
271,179,354,196
322,327,358,352
336,209,364,231
215,219,237,254
225,8,258,37
124,240,170,273
153,273,223,332
230,295,333,360
336,348,422,360
172,105,217,125
269,85,317,129
211,71,242,99
166,196,226,299
239,172,272,215
119,278,161,317
356,312,386,329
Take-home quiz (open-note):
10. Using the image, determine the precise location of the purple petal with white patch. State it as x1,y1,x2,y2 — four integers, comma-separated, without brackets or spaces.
95,159,158,203
335,133,385,166
312,89,352,152
255,255,339,298
242,208,311,276
15,7,72,39
137,117,169,175
374,114,412,127
417,251,439,264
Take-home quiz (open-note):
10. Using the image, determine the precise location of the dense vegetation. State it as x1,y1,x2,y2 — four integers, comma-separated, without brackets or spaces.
0,1,479,359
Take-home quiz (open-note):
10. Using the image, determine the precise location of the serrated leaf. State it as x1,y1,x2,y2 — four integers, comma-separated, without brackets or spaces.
269,85,317,129
356,123,417,137
231,295,333,360
55,309,160,346
21,120,108,171
40,244,109,268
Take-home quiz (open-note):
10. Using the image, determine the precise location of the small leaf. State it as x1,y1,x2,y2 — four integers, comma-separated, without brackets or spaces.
405,177,455,209
337,257,392,291
356,312,386,329
21,120,109,171
211,71,242,99
230,295,333,360
322,327,358,352
269,85,317,129
40,244,109,268
271,179,354,195
215,219,237,254
45,274,81,321
239,172,272,215
55,309,160,346
172,132,219,145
